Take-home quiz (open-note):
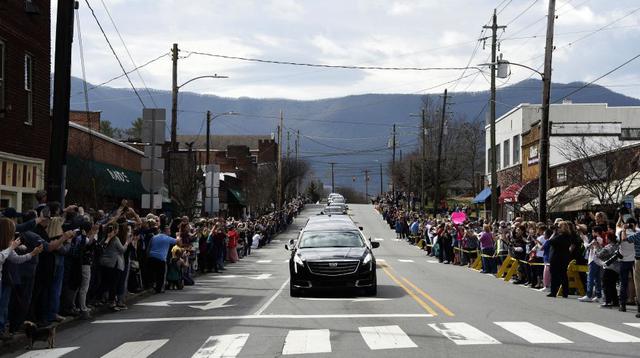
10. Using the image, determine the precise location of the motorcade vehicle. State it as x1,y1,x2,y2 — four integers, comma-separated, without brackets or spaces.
321,204,347,215
286,216,379,297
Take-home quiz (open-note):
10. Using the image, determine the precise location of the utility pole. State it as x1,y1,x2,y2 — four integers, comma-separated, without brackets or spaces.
286,130,291,161
205,111,211,167
392,124,396,205
48,0,76,206
433,89,449,216
421,107,427,210
408,160,413,196
538,0,556,222
295,130,300,197
167,43,179,204
170,43,179,152
204,110,211,216
484,10,505,221
330,162,336,193
277,111,283,210
379,162,383,197
363,169,369,202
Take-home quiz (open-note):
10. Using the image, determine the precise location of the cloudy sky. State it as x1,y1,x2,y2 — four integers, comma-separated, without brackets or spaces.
57,0,640,100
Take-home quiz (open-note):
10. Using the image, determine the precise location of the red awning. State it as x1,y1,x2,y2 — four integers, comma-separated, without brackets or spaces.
499,180,538,204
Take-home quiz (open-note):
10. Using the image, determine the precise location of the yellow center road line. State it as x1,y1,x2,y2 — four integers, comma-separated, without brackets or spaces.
402,278,455,317
381,267,438,316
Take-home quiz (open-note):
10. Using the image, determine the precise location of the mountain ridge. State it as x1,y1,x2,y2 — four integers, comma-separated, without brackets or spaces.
68,77,640,191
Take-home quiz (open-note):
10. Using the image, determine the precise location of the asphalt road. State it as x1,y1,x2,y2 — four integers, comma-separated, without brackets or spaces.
4,204,640,357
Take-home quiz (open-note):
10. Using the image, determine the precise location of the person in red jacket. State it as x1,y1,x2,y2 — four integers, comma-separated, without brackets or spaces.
227,225,239,263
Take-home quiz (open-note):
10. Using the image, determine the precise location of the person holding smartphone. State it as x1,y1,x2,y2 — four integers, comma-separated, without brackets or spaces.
622,220,640,318
0,218,42,338
616,217,637,312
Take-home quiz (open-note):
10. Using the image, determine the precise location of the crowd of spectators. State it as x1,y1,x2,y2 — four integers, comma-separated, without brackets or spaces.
377,193,640,318
0,189,304,340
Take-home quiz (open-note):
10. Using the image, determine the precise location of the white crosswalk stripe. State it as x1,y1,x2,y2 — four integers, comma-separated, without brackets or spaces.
256,260,272,263
560,322,640,343
429,322,501,345
101,339,169,358
191,334,249,358
359,325,417,350
282,329,332,355
494,322,572,344
21,321,640,357
624,323,640,329
17,348,80,358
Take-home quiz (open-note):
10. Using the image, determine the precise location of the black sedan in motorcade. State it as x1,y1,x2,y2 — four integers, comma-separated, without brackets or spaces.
286,218,379,297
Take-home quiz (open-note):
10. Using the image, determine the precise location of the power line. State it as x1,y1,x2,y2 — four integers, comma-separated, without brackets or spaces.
496,0,513,14
552,50,640,103
184,50,482,72
507,0,583,39
298,139,419,159
502,25,640,42
504,0,539,26
74,52,169,96
83,0,146,107
510,4,639,68
98,0,157,106
564,6,640,47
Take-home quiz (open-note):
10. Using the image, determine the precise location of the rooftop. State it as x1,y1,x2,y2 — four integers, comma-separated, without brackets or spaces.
176,134,275,150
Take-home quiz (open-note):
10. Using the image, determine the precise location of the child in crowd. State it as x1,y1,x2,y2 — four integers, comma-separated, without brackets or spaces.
167,247,187,290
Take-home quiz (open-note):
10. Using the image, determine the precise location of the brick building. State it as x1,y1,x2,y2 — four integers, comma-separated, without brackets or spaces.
175,134,278,216
69,110,101,131
176,134,278,170
0,0,51,211
67,113,144,210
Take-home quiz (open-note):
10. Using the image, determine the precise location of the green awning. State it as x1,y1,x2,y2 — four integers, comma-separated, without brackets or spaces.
67,155,144,200
227,188,246,205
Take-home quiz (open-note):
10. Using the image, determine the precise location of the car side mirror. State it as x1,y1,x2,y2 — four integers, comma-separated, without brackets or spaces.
358,226,363,230
371,241,380,249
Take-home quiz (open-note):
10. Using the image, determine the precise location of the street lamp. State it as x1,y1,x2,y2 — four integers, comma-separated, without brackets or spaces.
479,54,551,222
203,110,240,217
171,74,229,153
169,73,228,206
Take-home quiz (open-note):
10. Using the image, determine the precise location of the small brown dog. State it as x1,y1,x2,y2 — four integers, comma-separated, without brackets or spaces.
23,321,56,349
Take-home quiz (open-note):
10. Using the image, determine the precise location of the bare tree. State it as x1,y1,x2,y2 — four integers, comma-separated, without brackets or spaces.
244,163,277,215
556,137,640,206
242,158,310,215
282,158,310,200
170,149,201,217
458,120,485,193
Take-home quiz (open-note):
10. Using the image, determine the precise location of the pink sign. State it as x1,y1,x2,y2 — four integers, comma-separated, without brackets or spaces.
451,212,467,225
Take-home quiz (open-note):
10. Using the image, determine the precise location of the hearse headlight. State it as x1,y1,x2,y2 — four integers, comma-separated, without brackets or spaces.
363,252,373,270
293,254,304,273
